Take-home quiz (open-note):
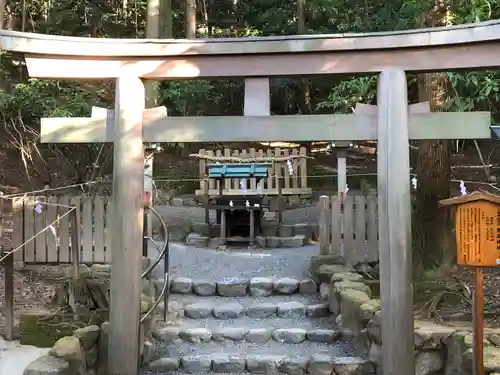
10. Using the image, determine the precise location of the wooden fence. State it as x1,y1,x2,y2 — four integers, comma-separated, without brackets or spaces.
4,196,113,264
318,194,379,264
196,146,312,196
318,194,430,265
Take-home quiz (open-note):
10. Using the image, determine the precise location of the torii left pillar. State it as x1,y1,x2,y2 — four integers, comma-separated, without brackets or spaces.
108,74,145,375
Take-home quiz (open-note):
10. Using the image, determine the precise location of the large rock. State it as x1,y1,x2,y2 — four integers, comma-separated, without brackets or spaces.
49,336,86,374
261,221,279,237
246,329,272,343
23,355,70,375
266,236,281,248
272,328,306,343
279,224,294,237
211,327,248,342
217,278,248,296
153,326,180,342
330,272,364,284
273,277,299,294
147,357,180,372
306,329,340,343
181,355,212,373
246,303,277,318
277,302,306,318
464,346,500,373
249,277,274,297
246,355,284,374
339,289,371,334
309,255,346,281
171,277,193,294
168,221,192,241
280,357,309,375
281,235,305,248
192,279,217,296
179,328,212,343
415,351,444,375
73,325,100,350
308,354,333,375
293,223,312,241
213,303,244,319
184,303,213,319
329,280,371,315
299,279,318,295
358,299,381,323
191,222,211,236
414,321,456,349
306,304,330,317
185,233,209,247
212,354,246,372
314,264,353,284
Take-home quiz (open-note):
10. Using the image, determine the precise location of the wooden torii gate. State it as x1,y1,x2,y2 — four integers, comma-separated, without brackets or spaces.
1,21,498,375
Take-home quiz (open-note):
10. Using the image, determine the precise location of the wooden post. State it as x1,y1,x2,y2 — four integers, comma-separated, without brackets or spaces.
318,195,330,255
473,267,485,375
70,206,81,319
144,148,154,238
337,149,347,255
249,209,255,245
109,74,145,375
337,150,347,195
204,177,209,224
377,68,414,375
220,210,226,244
276,174,283,223
1,196,14,341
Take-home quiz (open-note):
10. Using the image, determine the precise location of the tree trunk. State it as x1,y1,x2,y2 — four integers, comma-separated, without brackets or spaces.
161,0,173,38
297,0,312,114
0,0,5,29
186,0,196,38
145,0,161,108
413,4,454,275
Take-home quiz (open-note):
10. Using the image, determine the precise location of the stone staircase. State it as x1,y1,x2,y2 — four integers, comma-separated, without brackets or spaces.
141,243,373,375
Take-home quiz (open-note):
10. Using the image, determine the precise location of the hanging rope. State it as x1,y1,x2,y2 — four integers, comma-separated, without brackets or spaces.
189,153,314,163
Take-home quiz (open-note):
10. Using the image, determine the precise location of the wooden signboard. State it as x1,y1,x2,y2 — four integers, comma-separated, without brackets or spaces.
440,190,500,267
439,189,500,375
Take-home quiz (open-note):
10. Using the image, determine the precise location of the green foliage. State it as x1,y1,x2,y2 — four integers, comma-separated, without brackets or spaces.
1,0,500,140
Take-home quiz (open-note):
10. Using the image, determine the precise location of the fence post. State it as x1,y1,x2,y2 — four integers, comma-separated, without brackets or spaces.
1,195,14,340
70,206,80,319
318,195,330,255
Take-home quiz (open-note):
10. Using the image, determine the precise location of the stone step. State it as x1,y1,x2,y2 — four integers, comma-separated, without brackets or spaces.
154,325,343,344
145,351,373,374
185,234,308,248
154,276,319,297
158,296,330,320
156,315,335,332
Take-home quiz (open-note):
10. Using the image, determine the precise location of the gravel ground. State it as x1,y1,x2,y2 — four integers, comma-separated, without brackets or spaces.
149,205,320,280
164,243,319,280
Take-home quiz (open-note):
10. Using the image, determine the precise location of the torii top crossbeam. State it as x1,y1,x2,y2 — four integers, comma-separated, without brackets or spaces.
2,20,500,79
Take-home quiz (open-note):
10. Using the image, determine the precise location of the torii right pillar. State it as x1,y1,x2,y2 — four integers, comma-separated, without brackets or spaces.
377,68,414,375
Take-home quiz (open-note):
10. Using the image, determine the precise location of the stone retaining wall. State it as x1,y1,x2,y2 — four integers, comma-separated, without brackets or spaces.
309,254,500,375
172,221,318,248
23,260,159,375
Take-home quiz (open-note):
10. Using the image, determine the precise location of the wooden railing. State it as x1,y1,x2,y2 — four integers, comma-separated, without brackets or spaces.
196,146,312,196
2,196,112,264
